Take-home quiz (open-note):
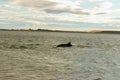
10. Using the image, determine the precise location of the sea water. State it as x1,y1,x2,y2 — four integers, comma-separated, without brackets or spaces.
0,31,120,80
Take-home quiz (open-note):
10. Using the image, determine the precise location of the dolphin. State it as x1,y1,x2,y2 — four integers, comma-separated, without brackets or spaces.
57,42,72,47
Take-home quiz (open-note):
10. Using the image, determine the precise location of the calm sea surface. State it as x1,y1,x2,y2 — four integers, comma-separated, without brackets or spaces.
0,31,120,80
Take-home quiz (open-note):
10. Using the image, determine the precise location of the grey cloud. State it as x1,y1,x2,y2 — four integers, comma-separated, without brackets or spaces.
44,7,90,15
0,0,90,15
69,9,90,15
0,0,108,15
94,12,107,15
44,7,70,14
114,18,120,20
44,9,68,14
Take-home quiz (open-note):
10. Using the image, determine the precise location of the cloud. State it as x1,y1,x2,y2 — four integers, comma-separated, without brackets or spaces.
90,0,113,15
0,0,58,10
70,8,90,15
0,0,13,1
49,0,82,9
0,0,116,16
13,0,58,9
89,0,104,2
44,7,90,15
13,0,90,15
114,18,120,20
44,7,70,14
0,10,12,13
95,1,113,9
0,0,91,15
0,0,114,15
0,0,119,26
0,22,9,24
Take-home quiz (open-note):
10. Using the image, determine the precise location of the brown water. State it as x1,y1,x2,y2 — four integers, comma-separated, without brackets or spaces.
0,31,120,80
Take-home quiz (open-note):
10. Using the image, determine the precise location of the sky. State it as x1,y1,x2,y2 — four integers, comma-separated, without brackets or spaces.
0,0,120,31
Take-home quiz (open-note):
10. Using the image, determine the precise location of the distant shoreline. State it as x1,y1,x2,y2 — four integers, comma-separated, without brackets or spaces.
0,29,120,34
0,29,87,33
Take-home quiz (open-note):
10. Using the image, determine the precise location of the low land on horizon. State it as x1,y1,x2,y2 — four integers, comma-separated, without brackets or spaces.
0,29,120,34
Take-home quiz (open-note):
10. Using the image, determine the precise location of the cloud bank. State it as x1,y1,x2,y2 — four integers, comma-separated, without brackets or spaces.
0,0,113,15
0,0,119,31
